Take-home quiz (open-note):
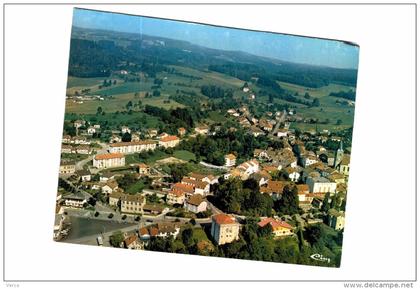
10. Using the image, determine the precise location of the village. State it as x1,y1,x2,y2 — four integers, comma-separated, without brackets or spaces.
55,92,349,256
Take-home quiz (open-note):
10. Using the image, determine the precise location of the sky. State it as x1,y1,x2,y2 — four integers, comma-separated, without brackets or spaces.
72,8,359,70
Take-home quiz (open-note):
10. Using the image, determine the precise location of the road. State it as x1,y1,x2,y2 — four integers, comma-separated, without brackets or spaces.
271,109,287,136
199,161,227,170
75,141,109,171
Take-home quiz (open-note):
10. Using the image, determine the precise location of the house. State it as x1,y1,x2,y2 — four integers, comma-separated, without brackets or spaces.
76,145,91,155
172,182,195,196
87,127,96,135
236,159,260,179
211,214,240,245
159,135,180,148
143,204,166,215
306,176,337,195
328,209,345,230
227,109,237,115
101,180,119,195
276,128,288,138
61,145,72,154
120,194,146,214
124,235,141,249
121,126,131,134
260,180,287,199
74,119,85,128
131,133,141,142
139,227,151,241
109,140,157,154
195,125,209,135
262,165,279,175
257,218,294,238
93,153,125,169
77,169,91,182
108,191,122,207
147,129,158,138
328,172,346,184
188,172,218,185
181,177,210,195
178,127,187,136
166,189,186,205
59,160,75,175
296,184,314,210
250,126,265,137
62,193,86,208
224,154,237,167
284,167,300,182
156,222,180,239
301,153,319,168
184,194,207,213
72,136,90,145
338,154,350,176
110,135,122,143
100,171,117,182
62,135,72,143
251,171,271,186
259,119,273,132
138,163,150,175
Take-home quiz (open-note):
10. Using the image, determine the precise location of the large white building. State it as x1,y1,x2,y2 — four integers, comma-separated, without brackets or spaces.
211,214,240,245
159,135,180,148
306,176,337,194
109,140,157,154
93,153,125,169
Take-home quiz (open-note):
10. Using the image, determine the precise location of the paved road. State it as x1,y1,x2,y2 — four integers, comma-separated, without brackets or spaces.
271,110,287,136
75,142,109,171
199,161,227,170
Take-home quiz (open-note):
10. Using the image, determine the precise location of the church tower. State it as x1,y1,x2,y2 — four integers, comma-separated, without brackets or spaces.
334,140,344,168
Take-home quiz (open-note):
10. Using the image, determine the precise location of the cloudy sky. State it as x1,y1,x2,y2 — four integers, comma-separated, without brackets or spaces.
72,8,359,69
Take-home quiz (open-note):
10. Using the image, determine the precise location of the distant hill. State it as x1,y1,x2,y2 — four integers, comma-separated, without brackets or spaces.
69,26,358,88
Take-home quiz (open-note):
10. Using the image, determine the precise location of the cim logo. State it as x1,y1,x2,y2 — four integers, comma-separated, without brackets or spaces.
310,254,331,263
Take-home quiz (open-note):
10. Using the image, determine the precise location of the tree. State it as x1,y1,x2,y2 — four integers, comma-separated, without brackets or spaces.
321,192,331,213
275,185,299,215
336,119,343,125
305,224,323,246
122,132,131,142
109,231,124,247
126,101,133,111
96,106,103,115
304,92,311,99
182,228,194,247
311,98,320,107
87,197,96,207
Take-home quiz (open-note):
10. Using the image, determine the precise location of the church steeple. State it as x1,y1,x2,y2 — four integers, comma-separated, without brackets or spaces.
334,140,344,168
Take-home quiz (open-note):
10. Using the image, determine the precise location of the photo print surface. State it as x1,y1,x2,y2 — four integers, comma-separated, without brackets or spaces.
55,8,359,268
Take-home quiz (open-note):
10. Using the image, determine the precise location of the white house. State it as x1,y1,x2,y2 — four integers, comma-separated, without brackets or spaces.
184,194,207,213
224,154,237,167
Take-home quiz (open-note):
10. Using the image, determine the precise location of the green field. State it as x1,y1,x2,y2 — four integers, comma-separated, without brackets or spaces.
278,81,355,98
67,76,105,88
173,150,196,162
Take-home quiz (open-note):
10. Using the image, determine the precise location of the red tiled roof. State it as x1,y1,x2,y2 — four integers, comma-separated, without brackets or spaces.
94,153,124,160
258,218,292,230
139,227,149,236
212,214,236,225
173,182,195,194
160,135,179,142
150,227,159,236
124,235,137,246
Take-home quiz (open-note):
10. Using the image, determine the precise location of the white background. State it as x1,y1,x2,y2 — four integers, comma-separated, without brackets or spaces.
1,2,417,288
